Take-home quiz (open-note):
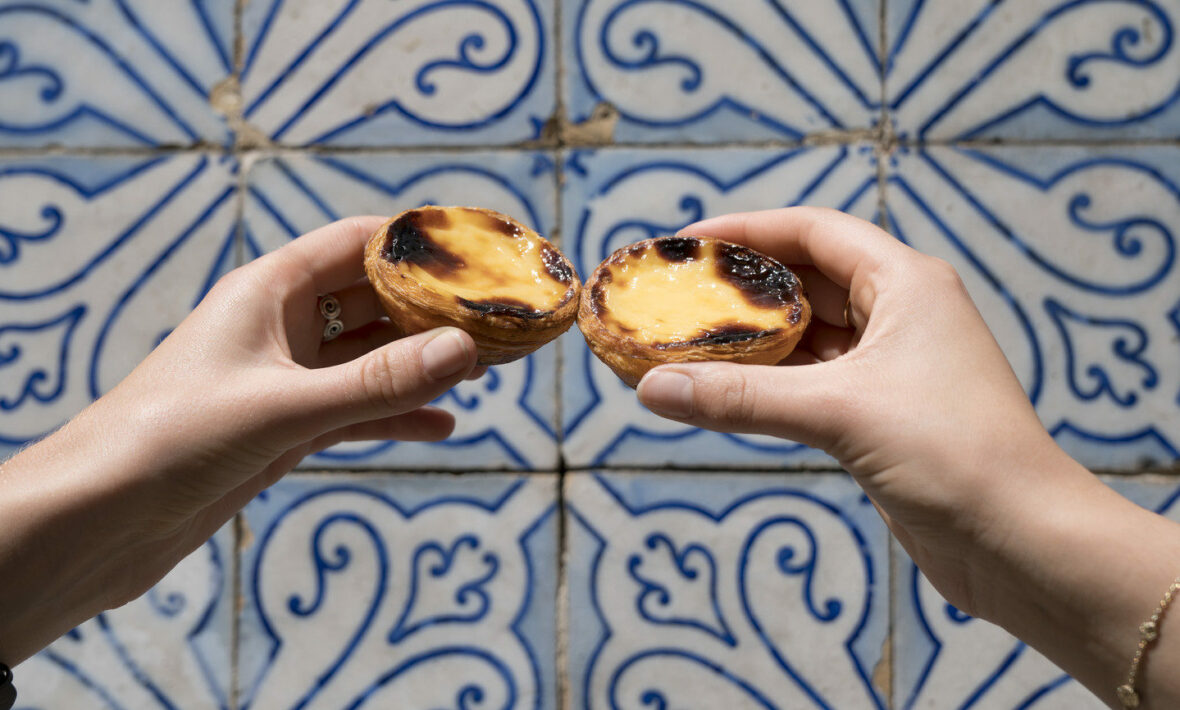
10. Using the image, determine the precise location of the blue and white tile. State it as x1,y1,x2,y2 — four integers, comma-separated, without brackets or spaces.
885,145,1180,469
893,476,1180,709
0,0,233,147
886,0,1180,141
238,0,555,146
0,154,239,461
565,471,889,709
236,473,558,710
13,525,234,710
243,151,560,470
560,146,878,468
564,0,882,143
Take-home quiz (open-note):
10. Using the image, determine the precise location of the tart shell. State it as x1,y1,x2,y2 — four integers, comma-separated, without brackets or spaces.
364,206,581,366
577,236,811,388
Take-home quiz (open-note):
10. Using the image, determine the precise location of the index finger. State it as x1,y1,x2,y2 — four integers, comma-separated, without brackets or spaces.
677,206,910,291
265,215,388,295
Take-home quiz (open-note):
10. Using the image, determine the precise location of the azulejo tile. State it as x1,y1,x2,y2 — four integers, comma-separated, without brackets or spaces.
236,473,558,710
0,154,239,461
243,151,560,470
565,471,889,709
13,524,234,709
239,0,556,146
885,145,1180,469
560,146,878,468
886,0,1180,141
893,476,1180,709
563,0,882,143
0,0,233,147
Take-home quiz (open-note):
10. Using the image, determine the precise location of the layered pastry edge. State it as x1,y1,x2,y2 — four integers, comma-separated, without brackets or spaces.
578,236,811,387
364,206,581,366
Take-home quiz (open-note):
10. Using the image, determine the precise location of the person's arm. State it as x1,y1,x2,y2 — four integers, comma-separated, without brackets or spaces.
635,207,1180,709
0,216,481,666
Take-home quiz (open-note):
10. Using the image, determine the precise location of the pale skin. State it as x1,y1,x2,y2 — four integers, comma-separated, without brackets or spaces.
636,207,1180,709
0,209,1176,707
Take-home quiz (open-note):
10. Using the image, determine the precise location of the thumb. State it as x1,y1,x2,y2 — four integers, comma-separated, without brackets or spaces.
636,361,849,451
307,326,477,429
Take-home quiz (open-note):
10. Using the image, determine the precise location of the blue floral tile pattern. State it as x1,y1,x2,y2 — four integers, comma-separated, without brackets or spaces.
236,473,558,710
886,145,1180,468
560,146,878,468
893,476,1180,709
563,0,882,142
0,0,234,147
243,151,560,470
565,472,889,709
13,525,234,709
0,154,239,460
239,0,556,146
886,0,1180,141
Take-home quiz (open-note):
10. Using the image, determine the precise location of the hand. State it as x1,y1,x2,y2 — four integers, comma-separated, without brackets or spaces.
0,217,479,664
635,208,1114,612
635,208,1180,707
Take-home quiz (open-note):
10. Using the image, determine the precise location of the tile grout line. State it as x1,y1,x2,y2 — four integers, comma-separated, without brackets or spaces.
5,137,1180,161
551,0,571,703
229,1,247,707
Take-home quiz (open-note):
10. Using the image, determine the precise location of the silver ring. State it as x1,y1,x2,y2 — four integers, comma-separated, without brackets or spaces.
318,295,344,342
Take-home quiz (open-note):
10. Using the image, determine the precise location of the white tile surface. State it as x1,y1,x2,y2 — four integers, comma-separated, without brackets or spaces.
886,0,1180,140
565,471,890,710
236,473,558,710
239,0,555,145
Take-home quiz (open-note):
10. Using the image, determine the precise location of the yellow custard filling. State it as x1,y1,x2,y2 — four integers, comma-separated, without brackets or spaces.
597,240,793,344
390,207,569,312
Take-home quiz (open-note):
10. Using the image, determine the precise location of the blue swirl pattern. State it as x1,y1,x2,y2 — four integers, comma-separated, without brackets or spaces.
237,475,556,710
566,473,888,710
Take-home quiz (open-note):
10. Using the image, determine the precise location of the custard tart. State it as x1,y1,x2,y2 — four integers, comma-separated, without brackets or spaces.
364,206,580,366
578,236,811,387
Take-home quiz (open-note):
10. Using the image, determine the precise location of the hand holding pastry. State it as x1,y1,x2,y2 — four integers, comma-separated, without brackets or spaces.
0,217,477,665
635,207,1180,708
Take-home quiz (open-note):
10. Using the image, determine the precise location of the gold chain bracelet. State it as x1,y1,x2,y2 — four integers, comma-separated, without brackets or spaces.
1116,576,1180,709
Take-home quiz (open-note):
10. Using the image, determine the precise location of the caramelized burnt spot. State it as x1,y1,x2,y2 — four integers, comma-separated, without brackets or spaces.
654,236,701,263
540,244,574,284
459,297,547,320
667,323,782,349
588,272,611,318
384,209,466,276
715,243,800,309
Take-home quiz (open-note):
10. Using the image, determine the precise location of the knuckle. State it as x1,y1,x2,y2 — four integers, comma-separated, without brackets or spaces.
925,255,964,289
357,352,405,412
715,371,759,430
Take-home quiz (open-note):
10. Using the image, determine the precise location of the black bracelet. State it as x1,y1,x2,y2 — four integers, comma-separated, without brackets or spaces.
0,663,14,710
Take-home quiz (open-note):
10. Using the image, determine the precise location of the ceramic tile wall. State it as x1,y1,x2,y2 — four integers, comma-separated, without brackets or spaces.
3,0,1178,708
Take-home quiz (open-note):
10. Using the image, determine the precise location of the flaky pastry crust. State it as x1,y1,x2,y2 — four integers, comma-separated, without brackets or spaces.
364,206,581,366
578,236,811,387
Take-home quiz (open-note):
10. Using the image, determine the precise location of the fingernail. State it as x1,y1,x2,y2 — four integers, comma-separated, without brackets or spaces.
421,329,472,380
638,370,695,418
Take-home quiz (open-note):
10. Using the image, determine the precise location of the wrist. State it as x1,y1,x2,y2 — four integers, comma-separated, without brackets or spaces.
963,460,1180,703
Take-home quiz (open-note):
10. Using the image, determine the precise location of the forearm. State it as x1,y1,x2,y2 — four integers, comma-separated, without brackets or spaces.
968,459,1180,709
0,403,152,665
